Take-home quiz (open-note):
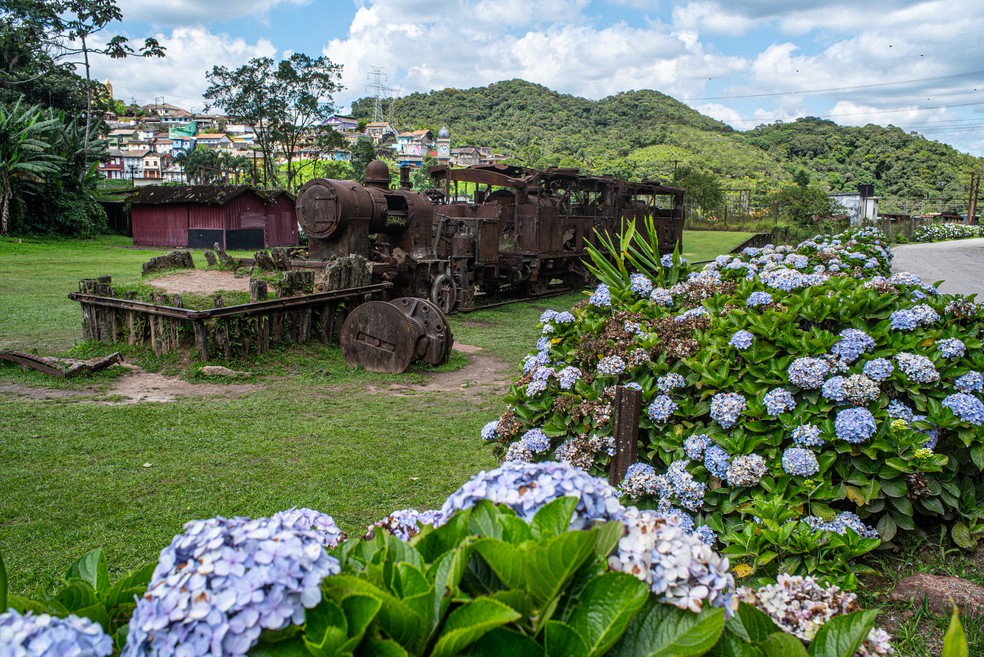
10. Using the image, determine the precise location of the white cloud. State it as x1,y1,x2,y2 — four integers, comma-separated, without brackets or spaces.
120,0,311,26
87,27,277,111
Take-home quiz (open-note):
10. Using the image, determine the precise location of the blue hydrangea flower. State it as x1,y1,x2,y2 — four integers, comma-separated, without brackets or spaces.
710,392,746,429
729,330,754,350
936,338,966,359
629,273,654,296
526,366,552,396
123,512,342,657
763,388,796,416
555,311,575,324
660,254,674,267
539,309,557,323
703,445,731,478
0,610,113,657
955,371,984,393
911,414,940,450
746,291,774,307
620,462,662,498
520,428,551,453
862,358,894,382
589,283,612,308
726,454,768,486
761,268,808,291
693,525,717,546
834,408,877,443
831,329,875,364
803,512,880,539
887,399,914,422
788,357,830,389
442,461,626,530
657,372,686,392
597,355,626,376
684,434,711,460
889,309,918,331
782,448,820,476
911,304,940,326
369,508,445,542
675,307,708,323
895,352,940,383
650,287,673,306
791,424,825,447
821,376,847,402
557,366,582,390
648,394,678,423
942,393,984,425
481,420,499,441
743,246,760,257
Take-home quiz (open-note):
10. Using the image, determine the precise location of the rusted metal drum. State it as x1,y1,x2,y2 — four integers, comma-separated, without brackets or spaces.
340,298,454,373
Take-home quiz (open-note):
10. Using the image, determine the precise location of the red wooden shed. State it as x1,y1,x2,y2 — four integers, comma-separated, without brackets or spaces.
129,186,298,250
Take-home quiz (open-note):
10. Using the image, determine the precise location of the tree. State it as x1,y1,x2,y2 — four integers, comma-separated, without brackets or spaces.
0,98,62,233
175,146,247,185
204,53,342,191
771,184,836,224
349,135,376,182
673,166,724,220
410,155,438,191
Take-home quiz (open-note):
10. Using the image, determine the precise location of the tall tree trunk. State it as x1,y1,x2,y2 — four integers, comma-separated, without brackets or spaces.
1,176,11,235
82,35,92,174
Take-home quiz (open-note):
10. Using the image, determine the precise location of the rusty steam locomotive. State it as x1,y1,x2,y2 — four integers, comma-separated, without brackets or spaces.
295,160,685,313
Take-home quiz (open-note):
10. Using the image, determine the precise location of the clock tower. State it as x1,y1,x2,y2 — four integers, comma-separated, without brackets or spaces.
436,125,451,164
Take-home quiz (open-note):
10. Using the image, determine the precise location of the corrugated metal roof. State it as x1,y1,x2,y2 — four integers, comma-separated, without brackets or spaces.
127,186,293,206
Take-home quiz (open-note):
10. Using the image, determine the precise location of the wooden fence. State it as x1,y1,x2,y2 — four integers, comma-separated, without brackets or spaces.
69,276,391,361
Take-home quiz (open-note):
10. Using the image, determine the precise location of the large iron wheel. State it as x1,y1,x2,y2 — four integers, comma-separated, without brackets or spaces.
430,273,457,314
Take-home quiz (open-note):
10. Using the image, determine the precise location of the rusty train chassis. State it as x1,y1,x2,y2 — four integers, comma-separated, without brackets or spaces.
295,160,685,314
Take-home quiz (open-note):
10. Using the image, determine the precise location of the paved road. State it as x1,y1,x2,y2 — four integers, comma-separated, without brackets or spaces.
891,238,984,298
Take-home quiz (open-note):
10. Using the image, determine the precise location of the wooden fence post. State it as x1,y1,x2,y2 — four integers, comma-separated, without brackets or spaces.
609,385,641,486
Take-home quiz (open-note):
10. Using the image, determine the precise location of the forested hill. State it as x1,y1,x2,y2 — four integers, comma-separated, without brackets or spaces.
352,79,982,209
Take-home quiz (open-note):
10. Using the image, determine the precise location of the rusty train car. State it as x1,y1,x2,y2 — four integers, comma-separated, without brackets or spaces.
295,160,684,312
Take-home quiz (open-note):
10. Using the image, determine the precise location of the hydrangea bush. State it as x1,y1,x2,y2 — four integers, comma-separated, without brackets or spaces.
485,220,984,587
912,222,984,242
3,462,891,656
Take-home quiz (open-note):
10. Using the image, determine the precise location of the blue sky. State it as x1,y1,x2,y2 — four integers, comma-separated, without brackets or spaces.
93,0,984,155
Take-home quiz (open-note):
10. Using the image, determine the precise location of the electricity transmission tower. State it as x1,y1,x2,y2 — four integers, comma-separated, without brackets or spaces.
365,67,392,123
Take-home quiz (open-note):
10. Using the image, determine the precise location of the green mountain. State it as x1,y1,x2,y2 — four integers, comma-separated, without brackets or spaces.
352,79,982,213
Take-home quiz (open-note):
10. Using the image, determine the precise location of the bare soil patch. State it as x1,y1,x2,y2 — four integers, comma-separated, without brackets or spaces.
359,344,513,399
148,270,251,295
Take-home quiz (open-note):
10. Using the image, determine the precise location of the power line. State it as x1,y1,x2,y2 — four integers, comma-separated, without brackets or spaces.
365,66,392,123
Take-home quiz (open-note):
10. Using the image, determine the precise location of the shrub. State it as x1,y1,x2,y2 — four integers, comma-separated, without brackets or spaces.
912,222,984,242
484,220,984,588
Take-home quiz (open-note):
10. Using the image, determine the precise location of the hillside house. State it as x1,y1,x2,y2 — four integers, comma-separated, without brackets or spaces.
195,133,233,150
129,186,297,249
365,121,396,143
324,115,359,132
99,150,125,180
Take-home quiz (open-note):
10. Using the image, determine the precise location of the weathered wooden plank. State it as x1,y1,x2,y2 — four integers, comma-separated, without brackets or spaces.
610,385,641,487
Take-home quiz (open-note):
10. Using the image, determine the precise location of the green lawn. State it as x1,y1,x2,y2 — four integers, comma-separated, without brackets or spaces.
682,230,757,262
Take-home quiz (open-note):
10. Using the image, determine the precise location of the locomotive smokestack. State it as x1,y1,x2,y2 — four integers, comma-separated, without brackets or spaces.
364,160,391,189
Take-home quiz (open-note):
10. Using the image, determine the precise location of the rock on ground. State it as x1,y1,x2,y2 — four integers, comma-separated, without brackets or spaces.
889,572,984,615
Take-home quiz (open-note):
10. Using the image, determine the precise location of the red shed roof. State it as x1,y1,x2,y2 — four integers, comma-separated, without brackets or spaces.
127,185,292,206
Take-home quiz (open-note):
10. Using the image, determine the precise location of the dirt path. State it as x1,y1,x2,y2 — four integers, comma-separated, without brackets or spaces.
0,345,514,404
148,270,251,294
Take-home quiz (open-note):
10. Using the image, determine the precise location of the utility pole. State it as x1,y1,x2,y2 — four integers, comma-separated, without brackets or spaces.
967,171,981,224
365,67,391,124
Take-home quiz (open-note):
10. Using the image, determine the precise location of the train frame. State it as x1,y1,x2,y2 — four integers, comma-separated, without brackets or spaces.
295,160,685,312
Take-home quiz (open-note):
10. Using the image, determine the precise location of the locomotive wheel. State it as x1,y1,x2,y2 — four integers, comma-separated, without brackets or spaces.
390,297,454,366
339,301,417,373
430,274,457,314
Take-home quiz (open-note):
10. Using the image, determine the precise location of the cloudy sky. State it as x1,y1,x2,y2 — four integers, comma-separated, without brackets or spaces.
91,0,984,155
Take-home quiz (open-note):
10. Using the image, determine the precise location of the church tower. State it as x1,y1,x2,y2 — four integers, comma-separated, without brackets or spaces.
436,125,450,165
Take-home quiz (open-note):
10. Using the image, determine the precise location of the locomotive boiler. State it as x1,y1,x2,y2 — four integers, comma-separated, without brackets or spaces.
295,160,684,313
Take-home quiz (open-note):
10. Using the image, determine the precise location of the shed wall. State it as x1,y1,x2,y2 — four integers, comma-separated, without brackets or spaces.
132,205,189,247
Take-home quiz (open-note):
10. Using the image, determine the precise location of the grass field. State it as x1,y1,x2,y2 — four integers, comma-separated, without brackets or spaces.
0,231,978,655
